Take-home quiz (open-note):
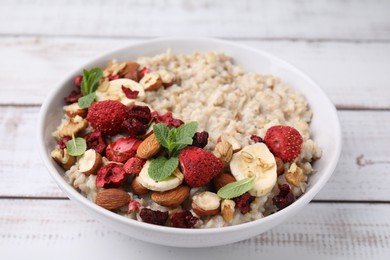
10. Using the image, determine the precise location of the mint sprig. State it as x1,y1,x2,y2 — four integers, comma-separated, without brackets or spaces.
217,177,255,199
148,122,198,181
78,68,103,108
66,134,87,156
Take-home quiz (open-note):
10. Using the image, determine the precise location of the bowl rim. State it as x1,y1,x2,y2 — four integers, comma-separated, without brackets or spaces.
37,36,342,235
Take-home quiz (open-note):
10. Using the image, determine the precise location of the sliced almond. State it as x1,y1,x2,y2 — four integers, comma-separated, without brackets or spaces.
151,185,190,208
131,176,150,195
136,133,161,159
221,199,235,223
213,173,236,191
64,103,87,118
95,188,130,210
78,149,102,175
140,72,162,91
192,191,221,216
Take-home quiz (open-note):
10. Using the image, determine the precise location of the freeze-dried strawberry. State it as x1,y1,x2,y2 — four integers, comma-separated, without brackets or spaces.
192,131,209,148
273,184,295,210
127,200,141,214
179,146,224,187
86,100,128,136
121,85,139,99
140,208,168,226
123,157,145,175
85,131,106,154
96,163,127,188
170,210,199,228
105,137,142,163
57,137,71,149
122,118,147,137
152,111,184,128
233,192,254,214
250,135,263,143
264,125,303,162
127,105,152,125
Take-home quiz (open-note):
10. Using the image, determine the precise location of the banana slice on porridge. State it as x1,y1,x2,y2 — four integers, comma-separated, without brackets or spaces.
96,78,146,105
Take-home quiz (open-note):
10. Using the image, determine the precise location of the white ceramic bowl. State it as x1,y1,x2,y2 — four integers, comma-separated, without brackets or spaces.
38,37,341,248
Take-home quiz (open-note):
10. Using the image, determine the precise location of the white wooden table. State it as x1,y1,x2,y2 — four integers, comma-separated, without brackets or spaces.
1,1,389,259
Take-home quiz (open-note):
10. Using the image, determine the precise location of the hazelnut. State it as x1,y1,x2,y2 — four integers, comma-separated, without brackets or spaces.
78,149,102,175
51,148,76,170
192,191,220,216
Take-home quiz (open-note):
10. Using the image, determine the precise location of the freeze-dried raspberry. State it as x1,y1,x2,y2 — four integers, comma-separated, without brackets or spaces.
96,163,127,188
152,111,184,128
122,118,147,137
64,86,82,104
127,200,141,214
74,75,83,87
250,135,263,143
233,192,254,214
123,157,145,175
170,210,199,228
192,131,209,148
140,67,149,77
86,131,106,154
273,184,295,210
105,137,142,163
121,85,139,99
127,105,151,125
57,137,71,149
140,208,168,226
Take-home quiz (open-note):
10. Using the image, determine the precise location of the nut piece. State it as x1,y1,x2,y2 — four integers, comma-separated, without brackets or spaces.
136,133,162,159
119,62,140,82
192,191,221,216
131,176,150,195
157,69,176,87
58,115,88,138
95,188,130,210
151,185,190,208
275,156,285,176
78,149,102,175
219,135,242,152
140,72,162,91
213,141,233,165
51,148,76,170
221,199,235,223
213,173,236,191
64,103,87,118
285,163,307,187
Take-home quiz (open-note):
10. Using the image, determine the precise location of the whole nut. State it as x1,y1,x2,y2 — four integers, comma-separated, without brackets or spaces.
131,176,149,195
58,115,88,138
221,199,235,223
213,173,236,191
140,72,162,91
192,191,221,216
136,133,161,159
51,148,76,170
95,188,130,210
119,62,140,82
151,185,190,208
213,141,233,165
157,69,176,87
275,157,285,176
78,149,102,175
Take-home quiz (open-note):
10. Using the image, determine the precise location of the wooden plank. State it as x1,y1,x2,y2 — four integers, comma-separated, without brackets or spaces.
1,37,390,108
0,199,389,259
0,106,389,201
1,0,390,40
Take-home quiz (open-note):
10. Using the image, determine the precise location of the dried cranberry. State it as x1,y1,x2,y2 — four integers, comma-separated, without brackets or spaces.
152,111,184,128
192,131,209,148
250,135,263,143
127,105,151,125
96,163,127,188
105,137,142,163
108,74,120,81
170,210,199,228
121,85,139,99
273,184,295,210
139,67,149,77
74,75,83,87
234,192,254,214
122,118,147,137
86,131,106,154
140,208,168,226
57,137,71,149
64,86,82,104
123,157,146,175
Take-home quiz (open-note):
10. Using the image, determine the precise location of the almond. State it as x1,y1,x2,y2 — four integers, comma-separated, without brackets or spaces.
64,103,87,118
221,199,235,223
95,188,130,210
140,72,162,91
136,133,161,159
192,191,220,216
78,149,102,175
213,173,236,191
275,156,285,176
131,176,149,195
213,141,233,165
151,185,190,208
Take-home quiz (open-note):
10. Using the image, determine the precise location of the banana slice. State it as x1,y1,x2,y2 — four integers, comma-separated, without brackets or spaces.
230,143,277,197
138,161,184,192
96,78,146,106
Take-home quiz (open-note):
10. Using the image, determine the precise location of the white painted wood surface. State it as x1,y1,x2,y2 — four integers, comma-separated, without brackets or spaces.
1,0,389,259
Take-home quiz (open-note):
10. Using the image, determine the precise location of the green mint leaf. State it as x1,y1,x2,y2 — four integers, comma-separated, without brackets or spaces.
66,134,87,156
217,177,255,199
172,144,187,157
81,69,90,95
81,68,103,95
148,156,179,181
167,128,177,152
175,121,198,145
78,92,96,108
153,123,170,149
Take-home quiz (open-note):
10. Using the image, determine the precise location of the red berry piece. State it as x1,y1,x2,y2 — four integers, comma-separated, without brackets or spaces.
170,210,199,228
86,100,128,136
139,67,149,77
123,157,146,175
233,192,254,214
85,131,106,154
108,74,120,81
127,200,141,214
122,118,147,137
250,134,263,143
64,86,82,104
105,137,142,163
140,208,168,226
264,125,303,162
96,163,127,188
192,131,209,148
272,184,295,210
121,85,139,99
127,105,152,125
74,75,83,87
57,136,71,149
152,111,184,128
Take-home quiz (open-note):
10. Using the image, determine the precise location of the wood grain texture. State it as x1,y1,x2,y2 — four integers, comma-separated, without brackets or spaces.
0,106,389,201
1,0,390,40
1,37,390,108
1,199,389,260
